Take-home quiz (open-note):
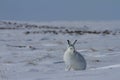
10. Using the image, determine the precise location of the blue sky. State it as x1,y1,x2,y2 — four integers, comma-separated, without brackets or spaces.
0,0,120,21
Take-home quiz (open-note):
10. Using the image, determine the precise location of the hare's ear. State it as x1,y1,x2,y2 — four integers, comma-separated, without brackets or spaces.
67,40,71,45
73,40,77,45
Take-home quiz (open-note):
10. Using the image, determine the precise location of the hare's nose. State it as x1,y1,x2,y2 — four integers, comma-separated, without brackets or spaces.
70,47,73,49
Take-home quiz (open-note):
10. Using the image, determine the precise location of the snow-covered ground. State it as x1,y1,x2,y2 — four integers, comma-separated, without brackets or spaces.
0,21,120,80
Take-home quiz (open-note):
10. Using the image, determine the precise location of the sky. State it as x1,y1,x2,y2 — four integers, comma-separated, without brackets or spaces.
0,0,120,21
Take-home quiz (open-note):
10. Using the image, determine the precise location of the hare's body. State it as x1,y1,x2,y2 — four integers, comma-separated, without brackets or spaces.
63,40,86,71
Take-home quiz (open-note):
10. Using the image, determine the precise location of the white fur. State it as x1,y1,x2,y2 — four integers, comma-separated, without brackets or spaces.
63,40,87,71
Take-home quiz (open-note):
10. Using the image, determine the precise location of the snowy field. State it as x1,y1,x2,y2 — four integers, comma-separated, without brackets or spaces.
0,21,120,80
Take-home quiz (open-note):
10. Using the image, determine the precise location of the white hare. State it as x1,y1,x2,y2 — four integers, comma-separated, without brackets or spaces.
63,40,87,71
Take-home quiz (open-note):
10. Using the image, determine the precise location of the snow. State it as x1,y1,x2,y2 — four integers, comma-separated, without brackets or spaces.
0,21,120,80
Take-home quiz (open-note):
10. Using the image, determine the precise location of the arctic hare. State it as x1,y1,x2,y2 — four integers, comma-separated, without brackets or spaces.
63,40,86,71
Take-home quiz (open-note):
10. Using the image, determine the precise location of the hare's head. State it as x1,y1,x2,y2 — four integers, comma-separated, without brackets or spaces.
67,40,77,52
